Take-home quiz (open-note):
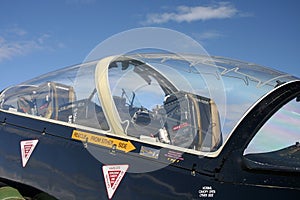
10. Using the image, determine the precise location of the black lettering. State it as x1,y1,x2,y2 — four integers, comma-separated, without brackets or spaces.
101,138,113,146
118,142,127,149
75,132,87,140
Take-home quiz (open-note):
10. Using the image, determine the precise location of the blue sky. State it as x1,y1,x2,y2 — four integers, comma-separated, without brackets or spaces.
0,0,300,89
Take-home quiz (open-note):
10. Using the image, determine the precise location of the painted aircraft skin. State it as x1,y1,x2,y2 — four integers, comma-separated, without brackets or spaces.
0,53,299,199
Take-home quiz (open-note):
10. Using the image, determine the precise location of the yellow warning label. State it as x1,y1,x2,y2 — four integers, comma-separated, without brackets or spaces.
71,130,136,153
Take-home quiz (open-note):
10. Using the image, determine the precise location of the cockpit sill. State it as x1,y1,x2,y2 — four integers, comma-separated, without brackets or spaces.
0,107,221,158
0,53,299,159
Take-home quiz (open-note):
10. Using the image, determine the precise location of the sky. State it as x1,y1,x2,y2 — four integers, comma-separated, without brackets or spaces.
0,0,300,89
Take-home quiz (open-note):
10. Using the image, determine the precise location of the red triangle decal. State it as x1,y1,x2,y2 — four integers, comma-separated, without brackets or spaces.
102,165,129,199
20,139,39,167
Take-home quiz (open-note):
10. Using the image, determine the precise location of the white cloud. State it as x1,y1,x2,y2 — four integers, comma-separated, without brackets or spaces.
194,30,223,40
37,33,51,44
6,26,27,36
0,36,41,62
0,27,64,63
144,2,238,24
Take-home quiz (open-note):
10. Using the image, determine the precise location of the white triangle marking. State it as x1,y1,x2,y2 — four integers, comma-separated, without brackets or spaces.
102,164,129,199
20,139,39,167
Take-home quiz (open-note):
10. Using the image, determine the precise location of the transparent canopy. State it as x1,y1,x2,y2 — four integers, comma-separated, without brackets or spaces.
0,54,298,154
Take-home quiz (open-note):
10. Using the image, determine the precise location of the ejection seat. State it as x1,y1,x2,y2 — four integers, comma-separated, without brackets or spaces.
17,82,76,120
163,91,222,152
43,82,76,120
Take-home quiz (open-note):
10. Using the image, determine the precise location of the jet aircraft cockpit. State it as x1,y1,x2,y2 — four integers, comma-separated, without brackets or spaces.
0,54,299,155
